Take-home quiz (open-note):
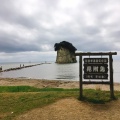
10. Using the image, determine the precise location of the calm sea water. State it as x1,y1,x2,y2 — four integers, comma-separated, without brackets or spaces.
0,61,120,83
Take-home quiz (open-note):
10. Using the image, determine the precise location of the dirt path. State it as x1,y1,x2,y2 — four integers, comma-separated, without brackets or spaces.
15,98,120,120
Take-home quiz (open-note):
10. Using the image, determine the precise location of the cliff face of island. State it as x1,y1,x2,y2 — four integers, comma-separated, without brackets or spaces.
54,41,77,63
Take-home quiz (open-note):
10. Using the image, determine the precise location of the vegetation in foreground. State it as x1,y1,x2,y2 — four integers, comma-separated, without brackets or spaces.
0,86,120,120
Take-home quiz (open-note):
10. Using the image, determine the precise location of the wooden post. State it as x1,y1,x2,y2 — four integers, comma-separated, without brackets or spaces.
109,55,114,99
79,55,83,100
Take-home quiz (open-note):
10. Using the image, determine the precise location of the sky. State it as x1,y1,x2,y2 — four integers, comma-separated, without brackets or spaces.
0,0,120,62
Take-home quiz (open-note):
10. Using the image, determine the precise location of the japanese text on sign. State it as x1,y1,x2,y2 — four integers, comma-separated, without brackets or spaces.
84,64,108,73
84,74,108,79
84,58,108,63
84,58,108,79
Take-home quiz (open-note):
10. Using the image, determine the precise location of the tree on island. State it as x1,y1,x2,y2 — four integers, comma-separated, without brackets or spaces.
54,41,77,63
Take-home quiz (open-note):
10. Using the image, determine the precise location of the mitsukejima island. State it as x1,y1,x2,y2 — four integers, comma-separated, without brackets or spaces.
54,41,77,63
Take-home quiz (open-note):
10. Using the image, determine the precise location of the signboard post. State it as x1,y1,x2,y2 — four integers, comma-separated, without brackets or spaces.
79,55,83,99
75,52,117,100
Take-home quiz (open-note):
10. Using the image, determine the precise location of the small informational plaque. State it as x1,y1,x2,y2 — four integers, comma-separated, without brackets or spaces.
84,58,108,79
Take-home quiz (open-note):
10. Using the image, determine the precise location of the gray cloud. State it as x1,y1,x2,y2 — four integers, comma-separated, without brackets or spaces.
0,0,120,62
0,37,40,53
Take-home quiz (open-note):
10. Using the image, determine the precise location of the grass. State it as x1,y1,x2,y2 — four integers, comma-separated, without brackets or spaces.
0,86,120,120
0,86,78,92
83,89,116,104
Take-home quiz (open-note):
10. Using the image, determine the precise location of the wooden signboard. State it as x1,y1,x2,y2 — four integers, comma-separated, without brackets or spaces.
75,52,117,100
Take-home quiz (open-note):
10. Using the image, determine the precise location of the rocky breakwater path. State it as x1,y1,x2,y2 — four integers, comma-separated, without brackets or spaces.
0,63,51,72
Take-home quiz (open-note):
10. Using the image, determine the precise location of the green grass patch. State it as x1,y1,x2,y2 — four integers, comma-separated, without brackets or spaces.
0,90,78,120
0,86,43,92
0,86,120,120
82,89,112,104
0,86,78,92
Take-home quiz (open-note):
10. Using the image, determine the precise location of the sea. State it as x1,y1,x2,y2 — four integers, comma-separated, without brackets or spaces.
0,61,120,83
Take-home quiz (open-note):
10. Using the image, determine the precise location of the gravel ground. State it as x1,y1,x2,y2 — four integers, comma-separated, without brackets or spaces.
0,78,120,91
15,98,120,120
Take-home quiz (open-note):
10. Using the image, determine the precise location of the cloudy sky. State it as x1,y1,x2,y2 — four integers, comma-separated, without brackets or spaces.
0,0,120,62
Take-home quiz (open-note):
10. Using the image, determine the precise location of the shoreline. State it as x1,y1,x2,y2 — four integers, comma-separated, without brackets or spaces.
0,78,120,91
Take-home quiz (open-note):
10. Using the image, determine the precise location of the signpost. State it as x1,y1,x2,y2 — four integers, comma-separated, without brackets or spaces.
75,52,117,100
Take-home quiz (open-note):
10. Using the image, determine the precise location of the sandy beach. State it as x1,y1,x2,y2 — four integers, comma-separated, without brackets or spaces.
0,77,120,91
